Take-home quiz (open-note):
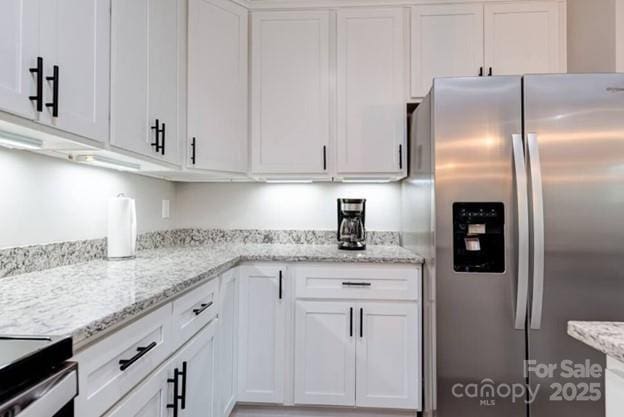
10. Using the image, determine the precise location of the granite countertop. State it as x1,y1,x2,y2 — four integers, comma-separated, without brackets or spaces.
0,243,422,348
568,321,624,363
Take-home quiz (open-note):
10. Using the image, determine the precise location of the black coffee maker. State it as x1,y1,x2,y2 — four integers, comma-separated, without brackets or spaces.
337,199,366,250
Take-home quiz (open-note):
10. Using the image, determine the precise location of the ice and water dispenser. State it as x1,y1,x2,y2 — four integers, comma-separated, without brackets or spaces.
453,202,505,273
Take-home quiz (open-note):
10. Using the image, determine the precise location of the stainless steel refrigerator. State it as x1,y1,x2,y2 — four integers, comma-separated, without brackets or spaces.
401,74,624,417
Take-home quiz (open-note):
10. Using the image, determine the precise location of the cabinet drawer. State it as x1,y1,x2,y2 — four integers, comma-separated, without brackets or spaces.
606,368,624,416
172,277,219,347
294,264,421,301
74,304,173,417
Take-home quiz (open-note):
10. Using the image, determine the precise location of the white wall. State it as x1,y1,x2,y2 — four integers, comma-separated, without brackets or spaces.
617,0,624,71
174,182,402,231
0,148,175,248
567,0,616,73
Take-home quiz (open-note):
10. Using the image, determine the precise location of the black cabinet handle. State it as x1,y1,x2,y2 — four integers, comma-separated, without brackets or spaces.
119,341,157,371
192,301,213,316
151,119,160,152
359,308,364,338
159,123,166,155
278,270,283,300
323,145,327,171
167,367,182,417
479,66,484,77
399,144,403,170
488,67,493,77
180,362,187,410
342,282,372,287
29,57,43,112
191,137,196,165
349,307,353,337
45,65,59,117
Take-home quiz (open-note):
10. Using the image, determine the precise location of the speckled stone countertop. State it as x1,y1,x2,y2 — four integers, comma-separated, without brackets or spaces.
568,321,624,363
0,243,422,349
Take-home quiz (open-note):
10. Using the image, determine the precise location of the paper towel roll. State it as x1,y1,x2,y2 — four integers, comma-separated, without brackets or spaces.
107,194,137,259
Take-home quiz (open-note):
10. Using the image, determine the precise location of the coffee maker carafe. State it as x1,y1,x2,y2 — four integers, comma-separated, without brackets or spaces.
337,199,366,250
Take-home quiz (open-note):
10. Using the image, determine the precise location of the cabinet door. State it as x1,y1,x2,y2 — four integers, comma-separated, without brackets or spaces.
0,0,40,119
188,0,247,173
104,363,173,417
178,320,218,417
41,0,110,142
111,0,180,163
355,302,420,410
251,11,330,176
215,270,238,417
238,264,287,403
336,8,406,177
411,4,484,97
294,301,356,406
484,2,562,76
606,369,624,417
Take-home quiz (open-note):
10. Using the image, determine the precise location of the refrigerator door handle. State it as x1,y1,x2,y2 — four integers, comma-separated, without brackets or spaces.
527,133,545,330
512,134,530,330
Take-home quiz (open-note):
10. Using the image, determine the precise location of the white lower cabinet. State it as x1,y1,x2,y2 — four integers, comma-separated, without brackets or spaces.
606,357,624,417
104,320,218,417
355,302,420,409
215,269,239,417
294,301,356,406
237,264,287,404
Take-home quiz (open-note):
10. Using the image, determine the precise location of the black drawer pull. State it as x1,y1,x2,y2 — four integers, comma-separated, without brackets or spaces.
191,137,196,165
180,361,187,409
118,341,157,371
192,301,213,316
279,270,283,300
159,122,166,155
29,57,43,112
167,367,182,417
342,282,372,287
360,308,364,338
399,144,403,170
45,65,59,117
151,119,160,152
349,307,353,337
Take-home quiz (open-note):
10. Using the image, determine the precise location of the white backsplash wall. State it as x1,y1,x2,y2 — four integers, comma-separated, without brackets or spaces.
174,182,402,232
0,148,175,248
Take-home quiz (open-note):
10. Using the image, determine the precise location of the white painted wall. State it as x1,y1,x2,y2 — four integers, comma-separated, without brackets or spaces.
0,147,175,248
174,182,402,231
567,0,616,73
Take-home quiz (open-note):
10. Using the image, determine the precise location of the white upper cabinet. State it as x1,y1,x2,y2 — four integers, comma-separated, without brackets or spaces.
41,0,110,142
0,0,109,142
355,302,420,410
294,301,356,406
411,4,484,97
251,11,331,177
336,8,407,178
111,0,180,164
0,0,40,120
188,0,248,173
484,1,563,76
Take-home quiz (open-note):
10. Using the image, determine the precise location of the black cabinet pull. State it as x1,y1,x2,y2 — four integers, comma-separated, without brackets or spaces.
342,281,371,287
167,367,182,417
151,119,160,152
45,65,59,117
191,137,196,165
159,122,166,155
359,308,363,338
399,144,403,170
479,66,484,77
278,270,283,299
322,145,327,170
119,341,157,371
488,67,493,77
180,362,187,409
192,301,213,316
349,307,353,337
29,57,43,112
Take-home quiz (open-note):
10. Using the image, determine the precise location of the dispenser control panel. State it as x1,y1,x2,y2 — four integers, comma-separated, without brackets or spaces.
453,202,505,273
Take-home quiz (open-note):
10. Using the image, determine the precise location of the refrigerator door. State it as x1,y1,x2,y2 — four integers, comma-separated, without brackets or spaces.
433,77,527,417
524,74,624,417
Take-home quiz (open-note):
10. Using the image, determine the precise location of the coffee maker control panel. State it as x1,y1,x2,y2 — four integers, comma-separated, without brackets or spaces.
453,202,505,273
